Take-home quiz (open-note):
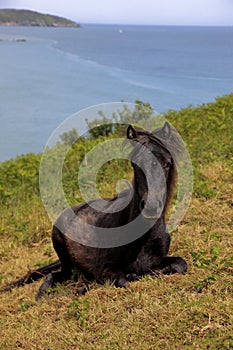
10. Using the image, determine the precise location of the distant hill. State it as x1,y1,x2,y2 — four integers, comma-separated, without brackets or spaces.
0,9,80,27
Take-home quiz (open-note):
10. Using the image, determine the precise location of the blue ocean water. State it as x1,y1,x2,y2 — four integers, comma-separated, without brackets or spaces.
0,25,233,161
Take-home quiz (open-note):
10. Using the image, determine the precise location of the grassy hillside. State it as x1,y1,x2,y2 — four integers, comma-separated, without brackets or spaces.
0,94,232,349
0,9,80,27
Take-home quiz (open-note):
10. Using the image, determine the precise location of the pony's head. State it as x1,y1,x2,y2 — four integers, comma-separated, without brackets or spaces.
127,122,178,220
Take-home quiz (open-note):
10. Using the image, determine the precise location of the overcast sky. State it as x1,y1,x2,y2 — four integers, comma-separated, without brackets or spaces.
0,0,233,25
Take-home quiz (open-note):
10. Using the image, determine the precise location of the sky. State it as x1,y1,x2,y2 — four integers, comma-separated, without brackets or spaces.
0,0,233,26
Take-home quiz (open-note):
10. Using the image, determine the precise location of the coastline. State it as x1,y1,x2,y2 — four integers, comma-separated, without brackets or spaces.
0,9,80,28
0,22,80,27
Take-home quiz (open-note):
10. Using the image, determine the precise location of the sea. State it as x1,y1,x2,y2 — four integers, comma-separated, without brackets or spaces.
0,24,233,161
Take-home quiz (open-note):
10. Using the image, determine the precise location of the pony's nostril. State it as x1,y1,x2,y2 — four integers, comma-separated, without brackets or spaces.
141,198,165,219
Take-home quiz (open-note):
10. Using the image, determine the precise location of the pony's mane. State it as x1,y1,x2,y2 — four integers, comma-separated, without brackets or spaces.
152,124,183,162
128,125,183,163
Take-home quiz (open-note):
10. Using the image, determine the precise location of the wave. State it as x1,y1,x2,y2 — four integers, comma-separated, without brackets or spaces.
51,46,175,94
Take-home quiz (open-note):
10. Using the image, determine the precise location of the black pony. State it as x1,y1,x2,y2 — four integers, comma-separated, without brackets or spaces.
3,123,187,299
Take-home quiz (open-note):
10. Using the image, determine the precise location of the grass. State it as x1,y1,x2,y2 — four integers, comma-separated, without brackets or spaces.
0,95,233,349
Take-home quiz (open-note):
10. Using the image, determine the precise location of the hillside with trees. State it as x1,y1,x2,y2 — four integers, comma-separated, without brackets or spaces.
0,9,80,27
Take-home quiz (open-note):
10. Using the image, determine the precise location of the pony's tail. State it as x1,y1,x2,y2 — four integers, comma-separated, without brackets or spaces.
0,260,61,292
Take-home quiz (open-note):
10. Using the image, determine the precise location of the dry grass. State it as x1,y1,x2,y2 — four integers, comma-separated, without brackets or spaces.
0,157,232,350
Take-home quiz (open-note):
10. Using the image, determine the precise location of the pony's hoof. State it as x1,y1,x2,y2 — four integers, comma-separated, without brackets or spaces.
126,273,139,282
35,273,54,301
114,277,129,288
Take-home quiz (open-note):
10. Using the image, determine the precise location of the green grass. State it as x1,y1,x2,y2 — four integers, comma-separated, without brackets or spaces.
0,94,232,349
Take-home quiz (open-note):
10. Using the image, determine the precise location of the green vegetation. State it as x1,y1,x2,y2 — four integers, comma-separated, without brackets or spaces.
0,9,80,27
0,94,232,349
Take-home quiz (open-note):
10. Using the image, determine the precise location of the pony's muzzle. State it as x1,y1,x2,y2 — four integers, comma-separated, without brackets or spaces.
140,199,164,219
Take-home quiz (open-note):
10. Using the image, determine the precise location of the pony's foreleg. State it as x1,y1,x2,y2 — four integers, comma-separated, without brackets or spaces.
101,267,133,288
157,256,188,275
36,262,73,300
36,270,65,300
1,260,61,292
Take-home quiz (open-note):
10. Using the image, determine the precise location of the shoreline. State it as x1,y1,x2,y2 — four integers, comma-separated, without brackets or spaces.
0,22,80,28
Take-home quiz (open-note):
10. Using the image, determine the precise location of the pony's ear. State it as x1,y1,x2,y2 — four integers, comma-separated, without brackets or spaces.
127,125,137,139
161,122,171,138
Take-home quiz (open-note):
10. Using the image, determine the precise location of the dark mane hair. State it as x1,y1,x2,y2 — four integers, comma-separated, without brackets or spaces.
153,124,183,218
